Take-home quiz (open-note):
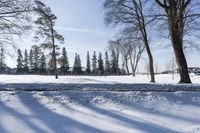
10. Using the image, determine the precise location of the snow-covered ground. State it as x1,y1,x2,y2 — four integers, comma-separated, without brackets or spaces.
0,74,200,133
0,74,199,91
1,91,200,133
0,74,199,84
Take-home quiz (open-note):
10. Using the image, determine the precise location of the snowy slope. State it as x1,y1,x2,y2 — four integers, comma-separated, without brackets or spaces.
0,91,200,133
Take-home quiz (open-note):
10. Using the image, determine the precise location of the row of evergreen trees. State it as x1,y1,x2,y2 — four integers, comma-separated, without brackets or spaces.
16,46,125,75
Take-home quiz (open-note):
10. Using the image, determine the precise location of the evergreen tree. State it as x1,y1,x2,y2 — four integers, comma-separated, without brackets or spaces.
48,54,55,75
34,1,64,79
105,51,111,75
16,49,23,74
86,51,91,75
77,54,82,74
111,50,118,75
73,53,82,75
23,49,29,73
98,52,104,75
32,45,41,74
60,47,69,75
0,48,6,73
29,49,34,73
73,53,78,75
39,53,46,74
92,51,97,75
110,50,118,75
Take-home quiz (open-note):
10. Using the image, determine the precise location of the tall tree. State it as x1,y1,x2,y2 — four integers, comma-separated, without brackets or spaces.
39,52,47,74
34,1,64,79
104,0,155,82
92,51,97,75
16,49,23,74
73,53,82,75
60,47,69,75
29,49,34,73
110,50,118,75
154,0,194,83
32,45,41,74
0,48,6,73
105,51,111,75
98,52,104,75
0,0,32,51
86,51,91,75
108,40,120,75
23,49,29,73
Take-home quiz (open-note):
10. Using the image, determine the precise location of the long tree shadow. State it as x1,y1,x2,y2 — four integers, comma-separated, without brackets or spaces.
0,92,108,133
41,91,177,133
48,91,200,131
91,91,200,124
0,101,48,133
2,91,199,133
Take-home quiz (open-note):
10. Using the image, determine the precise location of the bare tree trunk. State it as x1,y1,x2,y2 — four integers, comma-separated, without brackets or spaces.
133,0,155,82
143,36,155,82
125,56,130,75
129,54,135,77
154,0,192,83
171,27,191,83
50,22,58,79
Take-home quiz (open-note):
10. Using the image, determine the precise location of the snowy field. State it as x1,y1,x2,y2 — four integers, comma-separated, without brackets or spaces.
0,74,199,84
0,74,199,91
0,74,200,133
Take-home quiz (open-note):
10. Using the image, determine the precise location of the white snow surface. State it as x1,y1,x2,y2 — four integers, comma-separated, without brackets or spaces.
0,74,199,91
0,74,199,84
1,91,200,133
0,74,200,133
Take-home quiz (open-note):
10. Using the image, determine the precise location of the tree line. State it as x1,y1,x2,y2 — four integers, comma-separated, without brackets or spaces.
14,46,126,76
0,0,199,83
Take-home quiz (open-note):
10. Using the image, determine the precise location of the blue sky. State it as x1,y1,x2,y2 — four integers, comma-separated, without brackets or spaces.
6,0,200,72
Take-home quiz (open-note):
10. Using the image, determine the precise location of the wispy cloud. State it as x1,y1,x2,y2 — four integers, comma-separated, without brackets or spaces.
56,26,113,36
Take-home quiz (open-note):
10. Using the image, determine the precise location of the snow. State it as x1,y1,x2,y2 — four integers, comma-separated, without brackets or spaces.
1,91,200,133
0,74,200,133
0,74,199,91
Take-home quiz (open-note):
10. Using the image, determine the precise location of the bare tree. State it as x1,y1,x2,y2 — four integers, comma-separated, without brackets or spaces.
154,0,200,83
104,0,155,82
0,0,32,51
119,40,131,75
129,41,145,77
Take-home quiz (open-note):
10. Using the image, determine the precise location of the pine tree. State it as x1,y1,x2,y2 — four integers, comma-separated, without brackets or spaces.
92,51,97,75
73,53,82,75
17,49,23,74
77,54,82,74
34,1,64,79
29,49,34,73
86,51,91,75
39,53,46,74
48,54,55,75
60,47,69,75
98,52,104,75
105,51,111,75
32,45,41,74
110,50,118,75
23,49,29,73
0,48,6,73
